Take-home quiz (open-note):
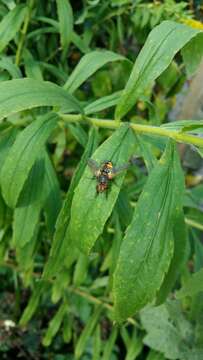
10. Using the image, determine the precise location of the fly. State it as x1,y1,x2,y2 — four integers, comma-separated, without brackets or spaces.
87,157,136,195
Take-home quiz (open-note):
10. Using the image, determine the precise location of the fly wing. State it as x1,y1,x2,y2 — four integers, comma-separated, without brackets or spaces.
110,156,138,178
87,159,100,176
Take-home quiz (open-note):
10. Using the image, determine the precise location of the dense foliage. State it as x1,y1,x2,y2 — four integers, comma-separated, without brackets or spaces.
0,0,203,359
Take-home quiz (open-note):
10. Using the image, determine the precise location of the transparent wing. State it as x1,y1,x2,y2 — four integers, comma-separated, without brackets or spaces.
110,156,138,178
87,158,100,176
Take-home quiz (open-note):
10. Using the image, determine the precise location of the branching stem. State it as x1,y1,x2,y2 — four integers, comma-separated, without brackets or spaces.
60,113,203,148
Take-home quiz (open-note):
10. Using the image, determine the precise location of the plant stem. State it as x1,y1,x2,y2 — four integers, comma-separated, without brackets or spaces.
185,217,203,231
15,0,34,66
60,114,203,148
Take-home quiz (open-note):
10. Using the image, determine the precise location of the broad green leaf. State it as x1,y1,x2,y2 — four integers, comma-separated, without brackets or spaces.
156,211,188,304
84,90,122,115
43,302,68,346
0,113,57,208
56,0,73,56
75,306,102,359
115,21,203,119
0,56,22,78
182,33,203,76
12,158,45,248
43,151,62,235
140,303,188,360
43,127,98,279
0,5,27,52
0,78,81,122
113,142,184,321
176,268,203,299
69,124,135,254
64,50,127,93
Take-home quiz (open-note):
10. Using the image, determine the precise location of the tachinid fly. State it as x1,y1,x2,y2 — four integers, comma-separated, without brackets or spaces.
87,157,136,195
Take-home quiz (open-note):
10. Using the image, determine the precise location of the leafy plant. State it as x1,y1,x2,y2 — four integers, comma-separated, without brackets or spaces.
0,1,203,359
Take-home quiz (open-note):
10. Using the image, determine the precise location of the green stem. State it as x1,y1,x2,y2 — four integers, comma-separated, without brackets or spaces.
185,217,203,231
59,114,203,148
15,0,34,66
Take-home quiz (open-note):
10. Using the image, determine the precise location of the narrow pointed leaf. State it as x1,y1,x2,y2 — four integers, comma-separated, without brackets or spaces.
156,210,188,304
64,50,127,93
43,127,98,278
0,113,57,208
0,78,81,121
115,21,203,119
43,151,62,235
56,0,73,55
113,141,184,321
12,158,45,247
69,124,135,254
0,5,27,52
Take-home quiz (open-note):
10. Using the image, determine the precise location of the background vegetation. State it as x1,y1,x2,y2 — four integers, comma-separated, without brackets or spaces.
0,0,203,359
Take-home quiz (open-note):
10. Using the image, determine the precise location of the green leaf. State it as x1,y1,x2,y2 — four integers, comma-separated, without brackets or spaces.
115,21,203,119
73,253,89,286
75,306,102,359
136,134,157,173
43,127,98,278
113,141,184,321
146,350,165,360
0,4,27,52
23,49,43,80
156,211,188,304
101,327,118,360
0,125,18,168
182,33,203,76
64,50,127,93
176,268,203,299
125,332,143,360
0,78,81,122
19,282,45,326
69,124,135,254
0,113,57,208
12,157,45,247
84,90,122,115
140,303,188,360
43,151,62,235
56,0,73,56
43,302,68,347
92,325,101,360
0,56,22,78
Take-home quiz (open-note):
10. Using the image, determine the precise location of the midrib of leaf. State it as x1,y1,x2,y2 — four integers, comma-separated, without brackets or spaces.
6,118,55,204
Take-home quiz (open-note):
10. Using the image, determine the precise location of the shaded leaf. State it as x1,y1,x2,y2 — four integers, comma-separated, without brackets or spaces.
64,50,127,93
12,157,45,247
0,4,26,52
0,78,81,121
0,113,57,208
